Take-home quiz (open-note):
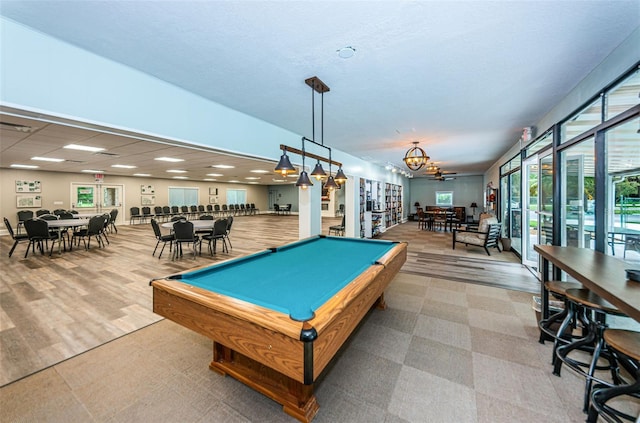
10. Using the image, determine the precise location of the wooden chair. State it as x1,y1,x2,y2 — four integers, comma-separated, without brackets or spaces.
452,215,502,255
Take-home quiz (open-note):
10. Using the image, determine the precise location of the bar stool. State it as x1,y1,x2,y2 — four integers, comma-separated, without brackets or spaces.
538,281,583,345
587,329,640,422
554,288,626,412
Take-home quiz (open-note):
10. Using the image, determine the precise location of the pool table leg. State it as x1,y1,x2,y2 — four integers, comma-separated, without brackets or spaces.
210,342,320,423
373,293,387,310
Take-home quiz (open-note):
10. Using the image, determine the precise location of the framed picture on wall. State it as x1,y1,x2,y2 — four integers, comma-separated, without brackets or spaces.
436,191,453,207
15,180,42,193
209,187,218,195
141,195,155,206
141,185,155,195
17,194,42,208
209,196,218,204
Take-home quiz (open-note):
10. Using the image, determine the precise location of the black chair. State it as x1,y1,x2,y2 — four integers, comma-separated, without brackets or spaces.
198,205,206,216
206,204,213,214
98,213,111,245
108,209,118,233
172,220,199,260
72,215,106,250
336,204,345,216
274,204,281,215
4,217,29,257
17,210,34,234
214,204,221,216
222,204,228,214
35,209,50,217
57,211,74,220
328,215,346,236
189,205,198,219
154,206,165,222
151,218,174,259
225,215,234,249
240,204,246,215
171,206,180,216
201,218,229,255
141,207,153,223
24,218,64,257
250,203,258,215
130,207,143,225
195,214,215,237
162,206,172,220
53,209,67,216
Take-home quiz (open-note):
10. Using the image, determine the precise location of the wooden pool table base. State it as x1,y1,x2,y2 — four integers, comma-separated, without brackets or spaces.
211,342,319,422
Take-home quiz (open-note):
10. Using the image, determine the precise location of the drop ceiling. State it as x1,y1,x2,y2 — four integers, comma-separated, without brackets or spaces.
1,1,638,181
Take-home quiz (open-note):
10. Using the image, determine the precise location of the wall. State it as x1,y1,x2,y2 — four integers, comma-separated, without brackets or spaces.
409,176,484,218
267,184,299,213
1,168,269,229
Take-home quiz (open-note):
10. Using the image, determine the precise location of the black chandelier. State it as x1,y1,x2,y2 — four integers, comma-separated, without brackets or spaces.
275,76,347,190
403,141,430,171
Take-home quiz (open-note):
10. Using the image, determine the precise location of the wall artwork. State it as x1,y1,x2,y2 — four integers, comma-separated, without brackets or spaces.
17,195,42,208
141,185,155,195
209,196,219,204
141,195,156,206
15,180,42,193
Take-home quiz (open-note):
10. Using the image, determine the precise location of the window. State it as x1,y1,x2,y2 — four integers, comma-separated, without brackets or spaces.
226,189,247,205
169,187,199,207
435,191,453,206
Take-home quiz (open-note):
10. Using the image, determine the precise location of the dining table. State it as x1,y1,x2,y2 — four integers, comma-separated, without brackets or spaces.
47,218,91,253
161,219,216,231
535,244,640,323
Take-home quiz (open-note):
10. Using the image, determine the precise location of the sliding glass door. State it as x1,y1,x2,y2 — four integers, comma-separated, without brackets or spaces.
522,151,553,272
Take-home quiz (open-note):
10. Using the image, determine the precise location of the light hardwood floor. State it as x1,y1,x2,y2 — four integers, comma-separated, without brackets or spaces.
1,215,638,422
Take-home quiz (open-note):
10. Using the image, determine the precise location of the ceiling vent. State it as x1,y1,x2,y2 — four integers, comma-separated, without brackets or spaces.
94,152,120,158
0,121,36,132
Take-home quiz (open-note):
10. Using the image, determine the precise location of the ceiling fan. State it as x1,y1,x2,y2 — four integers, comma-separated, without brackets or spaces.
425,168,457,181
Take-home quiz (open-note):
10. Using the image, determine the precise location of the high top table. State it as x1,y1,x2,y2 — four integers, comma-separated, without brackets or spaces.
535,245,640,323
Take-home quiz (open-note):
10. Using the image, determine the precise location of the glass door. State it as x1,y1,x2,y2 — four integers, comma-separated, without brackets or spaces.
522,151,553,272
72,183,124,223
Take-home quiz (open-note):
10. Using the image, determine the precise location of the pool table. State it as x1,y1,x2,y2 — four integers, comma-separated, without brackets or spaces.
150,235,407,422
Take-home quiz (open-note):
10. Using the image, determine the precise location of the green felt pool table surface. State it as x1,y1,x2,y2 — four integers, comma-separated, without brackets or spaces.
170,235,399,321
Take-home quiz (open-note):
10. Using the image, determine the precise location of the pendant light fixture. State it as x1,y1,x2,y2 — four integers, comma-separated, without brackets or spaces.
276,76,348,194
403,141,429,171
275,146,296,176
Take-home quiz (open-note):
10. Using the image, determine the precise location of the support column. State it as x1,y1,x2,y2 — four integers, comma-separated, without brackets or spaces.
298,182,322,239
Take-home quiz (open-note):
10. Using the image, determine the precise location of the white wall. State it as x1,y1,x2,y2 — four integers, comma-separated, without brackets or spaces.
1,168,269,229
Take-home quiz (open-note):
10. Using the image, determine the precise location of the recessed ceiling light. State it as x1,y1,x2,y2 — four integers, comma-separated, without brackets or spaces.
337,46,356,59
207,173,224,177
272,178,286,182
31,156,64,162
82,169,104,173
250,169,269,174
172,176,188,179
111,164,137,169
212,164,234,169
203,178,216,181
228,180,240,183
245,177,260,180
155,157,184,162
11,164,39,169
133,173,151,177
167,169,187,173
64,144,105,152
248,182,259,185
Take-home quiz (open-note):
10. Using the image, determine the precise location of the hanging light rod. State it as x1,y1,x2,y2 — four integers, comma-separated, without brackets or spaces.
305,76,330,93
279,142,343,168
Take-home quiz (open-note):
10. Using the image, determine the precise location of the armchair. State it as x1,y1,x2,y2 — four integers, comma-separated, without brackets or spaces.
452,214,502,255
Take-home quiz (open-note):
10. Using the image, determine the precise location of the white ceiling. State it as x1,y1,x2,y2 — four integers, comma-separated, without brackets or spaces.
1,1,638,182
